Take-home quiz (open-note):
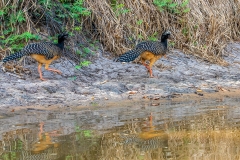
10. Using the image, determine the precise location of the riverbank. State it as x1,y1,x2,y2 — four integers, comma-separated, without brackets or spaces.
0,42,240,109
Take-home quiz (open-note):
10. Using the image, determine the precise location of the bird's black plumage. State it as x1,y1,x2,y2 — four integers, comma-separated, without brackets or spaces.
2,33,68,63
116,30,171,62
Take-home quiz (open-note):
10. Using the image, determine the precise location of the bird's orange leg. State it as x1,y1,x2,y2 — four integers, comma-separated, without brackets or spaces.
141,58,151,73
142,62,150,70
149,68,154,78
38,63,47,81
148,56,162,78
147,62,154,78
46,68,62,74
45,64,61,74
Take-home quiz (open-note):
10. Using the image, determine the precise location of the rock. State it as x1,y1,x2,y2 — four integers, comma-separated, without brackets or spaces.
108,72,118,79
43,86,58,94
73,87,95,95
146,89,165,95
96,82,128,94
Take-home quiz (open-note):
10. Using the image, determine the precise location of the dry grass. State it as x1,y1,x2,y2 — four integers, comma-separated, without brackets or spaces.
84,0,240,64
1,0,240,65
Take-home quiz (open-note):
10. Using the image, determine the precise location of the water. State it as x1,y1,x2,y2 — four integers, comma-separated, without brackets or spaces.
0,97,240,160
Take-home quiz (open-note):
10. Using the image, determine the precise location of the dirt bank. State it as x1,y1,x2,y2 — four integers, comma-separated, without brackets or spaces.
0,42,240,108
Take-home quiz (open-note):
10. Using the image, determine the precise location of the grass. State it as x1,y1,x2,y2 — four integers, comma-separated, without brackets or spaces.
83,0,240,64
1,0,240,65
0,0,91,65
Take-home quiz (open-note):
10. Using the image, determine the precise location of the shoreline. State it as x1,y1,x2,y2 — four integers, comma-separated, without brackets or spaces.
0,42,240,109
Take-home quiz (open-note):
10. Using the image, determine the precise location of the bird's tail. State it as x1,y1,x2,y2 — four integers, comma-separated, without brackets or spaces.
2,51,26,63
116,48,144,62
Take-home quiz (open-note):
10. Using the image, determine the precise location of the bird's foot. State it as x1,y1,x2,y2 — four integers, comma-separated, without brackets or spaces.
147,71,155,78
149,70,155,78
47,68,62,74
53,70,62,74
40,77,48,81
39,72,47,81
148,68,154,78
149,75,155,78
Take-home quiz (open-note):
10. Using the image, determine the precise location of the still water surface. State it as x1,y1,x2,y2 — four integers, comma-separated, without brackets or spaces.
0,98,240,160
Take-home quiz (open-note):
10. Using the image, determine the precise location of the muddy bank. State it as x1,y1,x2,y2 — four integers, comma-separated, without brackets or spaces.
1,42,240,108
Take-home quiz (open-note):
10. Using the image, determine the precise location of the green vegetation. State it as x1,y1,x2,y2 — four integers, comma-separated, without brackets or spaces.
75,126,93,140
1,0,240,66
0,139,23,160
1,32,40,52
38,0,91,26
60,0,91,23
112,3,130,17
75,60,91,69
0,0,93,68
136,19,143,25
0,5,40,52
148,32,158,41
153,0,190,14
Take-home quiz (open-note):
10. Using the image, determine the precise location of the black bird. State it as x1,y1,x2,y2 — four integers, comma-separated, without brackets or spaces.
116,30,171,77
2,33,68,80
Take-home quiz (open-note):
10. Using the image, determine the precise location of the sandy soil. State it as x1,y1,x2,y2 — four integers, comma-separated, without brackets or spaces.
0,42,240,109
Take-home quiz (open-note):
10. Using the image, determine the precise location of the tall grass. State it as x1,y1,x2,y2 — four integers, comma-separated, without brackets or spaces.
1,0,240,64
0,0,90,60
83,0,240,64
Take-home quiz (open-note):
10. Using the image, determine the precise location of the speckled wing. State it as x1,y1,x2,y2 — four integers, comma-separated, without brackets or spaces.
23,42,59,60
116,48,145,62
136,41,166,55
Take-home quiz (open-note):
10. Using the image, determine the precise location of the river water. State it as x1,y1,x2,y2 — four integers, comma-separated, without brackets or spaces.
0,97,240,160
